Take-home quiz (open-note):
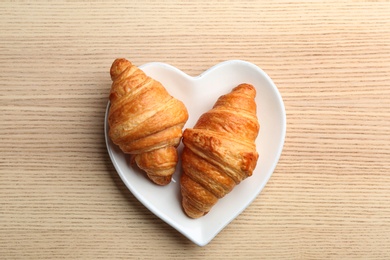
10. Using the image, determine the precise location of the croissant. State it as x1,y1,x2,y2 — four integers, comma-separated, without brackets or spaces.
180,83,260,218
108,58,189,185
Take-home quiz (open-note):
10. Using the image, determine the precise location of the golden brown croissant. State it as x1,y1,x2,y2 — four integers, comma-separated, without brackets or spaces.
108,58,189,185
180,83,260,218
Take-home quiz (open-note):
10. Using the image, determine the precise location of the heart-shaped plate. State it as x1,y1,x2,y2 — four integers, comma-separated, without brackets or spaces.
104,60,286,246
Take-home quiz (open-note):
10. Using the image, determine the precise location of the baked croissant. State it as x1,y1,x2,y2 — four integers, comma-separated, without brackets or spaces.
108,58,189,185
180,83,260,218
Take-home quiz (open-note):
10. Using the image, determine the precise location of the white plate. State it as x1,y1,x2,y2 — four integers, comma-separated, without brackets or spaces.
104,60,286,246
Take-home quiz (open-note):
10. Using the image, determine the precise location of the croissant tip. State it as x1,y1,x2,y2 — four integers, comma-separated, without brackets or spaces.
234,83,256,93
148,174,172,186
181,201,208,219
110,58,132,81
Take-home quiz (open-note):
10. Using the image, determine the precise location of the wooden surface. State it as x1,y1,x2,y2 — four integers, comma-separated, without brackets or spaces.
1,1,390,259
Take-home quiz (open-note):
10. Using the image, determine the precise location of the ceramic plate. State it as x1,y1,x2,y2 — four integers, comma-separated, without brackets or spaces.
104,60,286,246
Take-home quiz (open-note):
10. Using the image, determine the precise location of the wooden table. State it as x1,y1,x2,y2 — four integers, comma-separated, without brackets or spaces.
1,1,390,259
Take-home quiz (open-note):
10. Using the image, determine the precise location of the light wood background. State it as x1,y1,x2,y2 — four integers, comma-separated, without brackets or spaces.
1,1,390,259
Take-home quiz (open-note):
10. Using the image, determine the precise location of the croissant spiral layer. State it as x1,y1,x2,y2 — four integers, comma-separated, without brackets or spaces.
108,58,189,185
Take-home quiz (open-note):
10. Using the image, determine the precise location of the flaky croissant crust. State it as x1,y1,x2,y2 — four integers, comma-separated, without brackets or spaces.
180,83,260,218
108,58,188,185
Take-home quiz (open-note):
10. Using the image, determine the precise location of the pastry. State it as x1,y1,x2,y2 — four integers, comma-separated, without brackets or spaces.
180,83,260,218
108,58,189,185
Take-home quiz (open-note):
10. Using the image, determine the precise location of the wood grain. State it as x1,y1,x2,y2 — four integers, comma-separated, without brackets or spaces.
1,1,390,259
